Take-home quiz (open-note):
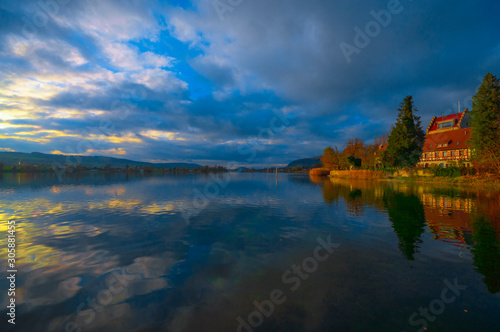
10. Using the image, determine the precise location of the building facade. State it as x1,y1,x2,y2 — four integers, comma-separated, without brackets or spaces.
419,109,473,168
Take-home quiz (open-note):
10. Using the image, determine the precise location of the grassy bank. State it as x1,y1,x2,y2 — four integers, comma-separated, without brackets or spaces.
328,169,500,189
401,174,500,188
329,170,386,179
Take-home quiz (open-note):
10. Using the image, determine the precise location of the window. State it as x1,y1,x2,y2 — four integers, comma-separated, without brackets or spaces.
435,152,439,157
443,152,447,157
460,150,464,156
438,121,453,129
451,151,455,156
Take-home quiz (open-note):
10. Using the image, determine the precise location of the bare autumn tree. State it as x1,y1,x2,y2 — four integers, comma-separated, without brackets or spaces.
342,138,365,168
321,146,342,170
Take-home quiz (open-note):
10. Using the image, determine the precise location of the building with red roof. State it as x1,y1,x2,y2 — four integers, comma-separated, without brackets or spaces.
419,109,472,168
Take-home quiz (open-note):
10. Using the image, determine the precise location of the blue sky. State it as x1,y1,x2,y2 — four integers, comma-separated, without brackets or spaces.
0,0,499,166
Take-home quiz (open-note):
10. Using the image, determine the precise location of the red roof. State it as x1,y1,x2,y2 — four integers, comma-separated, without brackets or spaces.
428,112,464,132
423,128,473,151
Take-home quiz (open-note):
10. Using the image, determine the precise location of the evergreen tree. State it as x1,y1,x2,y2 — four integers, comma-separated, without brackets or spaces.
470,73,500,173
384,96,425,168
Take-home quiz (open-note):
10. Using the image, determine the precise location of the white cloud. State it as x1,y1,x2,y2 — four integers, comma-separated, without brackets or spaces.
5,36,87,67
130,68,187,91
168,14,203,46
55,0,162,42
101,42,174,71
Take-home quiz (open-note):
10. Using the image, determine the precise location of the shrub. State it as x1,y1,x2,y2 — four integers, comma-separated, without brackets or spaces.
309,168,330,176
431,166,462,177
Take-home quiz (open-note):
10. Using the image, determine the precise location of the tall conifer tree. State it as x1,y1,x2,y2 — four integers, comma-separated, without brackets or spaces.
470,73,500,173
384,96,425,168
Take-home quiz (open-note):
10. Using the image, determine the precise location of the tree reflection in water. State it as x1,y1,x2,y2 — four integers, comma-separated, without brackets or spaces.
472,216,500,293
319,176,500,291
383,190,426,260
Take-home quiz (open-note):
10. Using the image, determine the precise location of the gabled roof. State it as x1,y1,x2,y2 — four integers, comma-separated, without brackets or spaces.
423,128,473,151
427,111,465,133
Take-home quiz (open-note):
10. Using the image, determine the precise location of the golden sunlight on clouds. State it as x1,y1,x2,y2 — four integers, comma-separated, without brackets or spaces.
88,110,106,116
87,147,127,155
2,77,66,100
46,109,88,119
0,109,38,121
49,150,84,156
84,133,142,144
15,130,81,138
0,147,15,152
0,134,50,143
50,147,126,156
140,130,186,141
0,123,40,130
2,129,141,146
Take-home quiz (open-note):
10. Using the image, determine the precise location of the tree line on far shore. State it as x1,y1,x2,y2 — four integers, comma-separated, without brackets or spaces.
0,163,228,174
320,73,500,175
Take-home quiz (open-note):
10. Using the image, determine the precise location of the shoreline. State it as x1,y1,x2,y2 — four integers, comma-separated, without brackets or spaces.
313,169,500,190
327,173,500,190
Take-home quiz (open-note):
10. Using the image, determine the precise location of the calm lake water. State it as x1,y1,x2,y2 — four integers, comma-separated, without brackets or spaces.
1,172,499,332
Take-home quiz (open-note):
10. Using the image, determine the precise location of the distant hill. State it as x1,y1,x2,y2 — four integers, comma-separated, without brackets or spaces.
287,156,322,168
0,152,201,169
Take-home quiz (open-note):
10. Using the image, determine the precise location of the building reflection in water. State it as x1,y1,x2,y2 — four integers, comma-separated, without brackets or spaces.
319,176,500,293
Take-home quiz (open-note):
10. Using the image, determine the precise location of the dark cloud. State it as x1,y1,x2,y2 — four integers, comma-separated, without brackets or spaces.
1,0,499,165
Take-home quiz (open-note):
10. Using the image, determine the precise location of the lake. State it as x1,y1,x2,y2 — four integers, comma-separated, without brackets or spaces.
0,172,499,332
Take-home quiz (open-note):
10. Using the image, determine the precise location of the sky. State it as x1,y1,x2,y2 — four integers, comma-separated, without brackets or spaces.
0,0,499,166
